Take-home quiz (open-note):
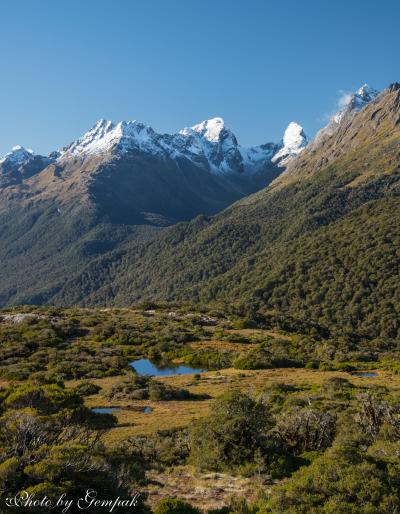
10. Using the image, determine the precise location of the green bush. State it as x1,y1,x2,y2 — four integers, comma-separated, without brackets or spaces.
0,379,147,513
74,381,101,396
189,391,273,470
234,349,272,370
267,449,400,513
154,498,201,514
108,373,204,402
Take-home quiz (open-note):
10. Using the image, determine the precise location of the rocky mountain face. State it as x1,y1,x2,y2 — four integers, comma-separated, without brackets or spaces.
0,146,52,187
0,116,303,226
274,83,392,187
312,84,379,145
55,116,284,176
0,114,302,306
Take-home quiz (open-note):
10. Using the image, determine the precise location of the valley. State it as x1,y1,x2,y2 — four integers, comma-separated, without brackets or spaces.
0,83,400,512
1,0,399,511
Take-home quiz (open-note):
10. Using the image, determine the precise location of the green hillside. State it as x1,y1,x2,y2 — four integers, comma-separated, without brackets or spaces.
1,84,399,345
47,84,400,342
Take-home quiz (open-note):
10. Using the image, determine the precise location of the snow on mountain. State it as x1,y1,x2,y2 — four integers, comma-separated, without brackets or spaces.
61,119,163,158
177,117,246,173
185,117,226,142
1,118,308,180
333,84,379,124
0,145,35,167
272,122,308,165
179,117,304,172
57,116,285,175
0,84,381,182
314,84,379,143
0,145,54,186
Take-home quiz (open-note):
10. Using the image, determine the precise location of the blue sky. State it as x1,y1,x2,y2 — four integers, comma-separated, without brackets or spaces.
0,0,399,155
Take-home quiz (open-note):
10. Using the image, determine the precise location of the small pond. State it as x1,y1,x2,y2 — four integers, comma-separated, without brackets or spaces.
143,406,153,414
351,372,378,377
91,407,121,414
130,358,206,376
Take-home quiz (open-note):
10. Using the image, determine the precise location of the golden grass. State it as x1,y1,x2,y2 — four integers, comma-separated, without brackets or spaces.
145,465,261,511
189,339,259,352
66,367,400,446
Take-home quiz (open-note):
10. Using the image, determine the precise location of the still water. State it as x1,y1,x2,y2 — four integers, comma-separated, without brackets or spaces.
91,407,121,414
130,358,205,376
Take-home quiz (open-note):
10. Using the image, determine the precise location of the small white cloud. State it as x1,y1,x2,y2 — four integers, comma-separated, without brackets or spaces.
320,90,353,124
321,111,334,122
337,90,353,109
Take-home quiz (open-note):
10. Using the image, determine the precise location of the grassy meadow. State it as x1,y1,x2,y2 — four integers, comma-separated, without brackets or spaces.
0,304,399,512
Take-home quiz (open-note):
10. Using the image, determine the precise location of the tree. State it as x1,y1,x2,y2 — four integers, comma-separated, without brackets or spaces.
274,408,336,454
189,391,272,470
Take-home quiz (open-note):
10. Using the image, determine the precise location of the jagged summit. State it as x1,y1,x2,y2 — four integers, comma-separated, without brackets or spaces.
55,116,288,175
1,111,309,181
181,117,228,142
1,83,383,181
0,145,53,187
0,145,35,166
282,122,308,153
356,83,379,99
388,82,400,92
273,81,399,189
178,117,246,173
333,83,379,123
272,122,308,165
60,119,159,157
314,84,379,144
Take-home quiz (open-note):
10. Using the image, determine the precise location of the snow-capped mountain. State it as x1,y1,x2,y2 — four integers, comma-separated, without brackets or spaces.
272,84,382,188
0,81,394,309
0,145,53,187
272,122,308,165
314,84,379,144
60,119,164,158
334,84,379,123
0,145,35,166
178,117,282,174
0,116,294,222
176,117,246,174
0,117,296,227
53,116,299,176
0,83,380,186
0,113,308,188
183,117,227,142
0,82,379,205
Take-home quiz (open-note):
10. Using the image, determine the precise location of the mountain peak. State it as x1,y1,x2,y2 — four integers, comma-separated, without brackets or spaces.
355,83,379,101
272,122,308,165
334,84,379,123
60,119,160,157
282,122,308,151
388,82,400,92
187,117,226,142
0,145,35,166
313,84,379,145
92,118,114,133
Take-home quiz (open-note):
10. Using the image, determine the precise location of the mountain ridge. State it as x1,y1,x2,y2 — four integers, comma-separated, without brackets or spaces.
1,116,304,178
0,82,393,319
41,82,400,341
